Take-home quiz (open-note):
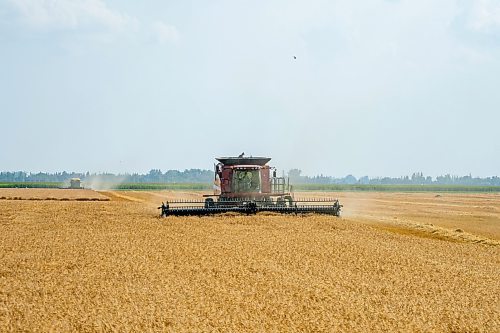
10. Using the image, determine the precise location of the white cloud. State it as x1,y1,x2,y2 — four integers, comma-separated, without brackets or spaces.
151,21,180,44
7,0,134,30
6,0,181,45
466,0,500,33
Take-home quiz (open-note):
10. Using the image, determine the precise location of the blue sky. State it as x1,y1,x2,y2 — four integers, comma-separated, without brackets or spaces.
1,0,499,177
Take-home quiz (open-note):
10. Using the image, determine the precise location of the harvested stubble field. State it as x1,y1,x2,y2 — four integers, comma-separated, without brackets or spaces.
0,188,110,201
0,190,499,332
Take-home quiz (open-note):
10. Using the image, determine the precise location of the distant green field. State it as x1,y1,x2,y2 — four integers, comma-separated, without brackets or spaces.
1,182,500,192
114,183,212,190
292,184,500,192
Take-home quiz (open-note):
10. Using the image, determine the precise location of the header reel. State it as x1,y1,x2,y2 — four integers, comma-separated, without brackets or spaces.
159,155,342,217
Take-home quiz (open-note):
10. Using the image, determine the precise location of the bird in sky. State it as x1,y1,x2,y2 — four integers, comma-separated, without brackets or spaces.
293,56,297,60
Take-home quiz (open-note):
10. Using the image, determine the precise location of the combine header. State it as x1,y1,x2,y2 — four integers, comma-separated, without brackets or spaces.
159,156,342,217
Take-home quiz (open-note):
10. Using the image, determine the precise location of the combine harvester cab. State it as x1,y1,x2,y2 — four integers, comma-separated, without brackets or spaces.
159,156,342,217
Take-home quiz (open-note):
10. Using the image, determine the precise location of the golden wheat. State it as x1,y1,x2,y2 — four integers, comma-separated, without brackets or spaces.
0,191,498,332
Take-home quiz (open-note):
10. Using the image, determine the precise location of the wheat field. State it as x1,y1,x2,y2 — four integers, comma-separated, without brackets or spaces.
0,190,499,332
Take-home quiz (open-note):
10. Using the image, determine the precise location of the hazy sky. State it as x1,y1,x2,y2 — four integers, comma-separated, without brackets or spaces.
1,0,499,177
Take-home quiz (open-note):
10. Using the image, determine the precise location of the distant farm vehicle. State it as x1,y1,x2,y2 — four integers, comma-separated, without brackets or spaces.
69,178,82,189
159,155,342,217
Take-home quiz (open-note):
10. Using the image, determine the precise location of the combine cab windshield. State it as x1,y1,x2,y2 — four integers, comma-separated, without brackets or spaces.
232,169,261,193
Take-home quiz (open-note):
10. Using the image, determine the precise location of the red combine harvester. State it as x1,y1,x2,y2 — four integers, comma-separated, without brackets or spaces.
159,156,342,217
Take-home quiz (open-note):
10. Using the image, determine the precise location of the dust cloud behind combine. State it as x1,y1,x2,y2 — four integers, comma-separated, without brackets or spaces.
83,175,129,191
0,190,498,332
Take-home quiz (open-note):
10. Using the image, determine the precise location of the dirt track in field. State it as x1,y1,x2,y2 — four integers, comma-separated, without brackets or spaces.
0,190,498,332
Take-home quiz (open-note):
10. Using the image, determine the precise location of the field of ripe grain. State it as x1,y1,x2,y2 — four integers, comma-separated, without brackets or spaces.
0,191,498,332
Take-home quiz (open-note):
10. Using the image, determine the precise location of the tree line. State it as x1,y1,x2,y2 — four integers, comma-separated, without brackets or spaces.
1,169,499,186
0,169,213,184
287,170,500,186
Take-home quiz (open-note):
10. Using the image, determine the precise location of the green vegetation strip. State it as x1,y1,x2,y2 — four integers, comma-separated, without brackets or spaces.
1,182,500,192
293,184,500,192
114,183,212,190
